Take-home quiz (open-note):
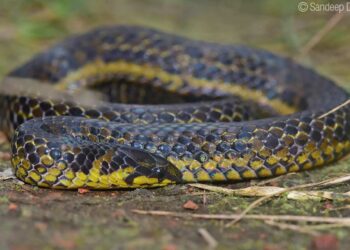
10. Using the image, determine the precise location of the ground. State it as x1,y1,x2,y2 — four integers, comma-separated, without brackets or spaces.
0,1,350,249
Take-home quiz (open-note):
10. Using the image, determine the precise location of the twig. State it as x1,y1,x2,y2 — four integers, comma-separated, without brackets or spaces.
198,228,218,249
202,191,207,205
189,184,235,195
318,99,350,119
318,173,350,187
189,174,350,227
299,11,346,56
286,190,350,201
264,220,320,236
253,173,295,186
189,174,350,201
224,174,350,227
132,209,350,225
224,184,309,228
327,205,350,211
305,223,350,231
187,192,216,196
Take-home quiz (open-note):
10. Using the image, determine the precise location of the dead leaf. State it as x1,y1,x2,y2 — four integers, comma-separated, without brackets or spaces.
78,188,90,194
183,200,199,210
163,244,177,250
8,203,18,211
311,234,338,250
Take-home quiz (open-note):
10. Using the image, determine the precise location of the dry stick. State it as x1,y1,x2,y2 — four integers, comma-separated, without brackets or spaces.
328,205,350,211
306,223,350,231
224,183,315,228
189,174,350,228
132,209,350,225
299,11,346,57
223,174,350,228
189,174,350,198
190,184,350,202
202,191,207,205
198,228,218,249
253,173,295,186
187,192,215,196
318,99,350,119
318,174,350,187
264,220,320,236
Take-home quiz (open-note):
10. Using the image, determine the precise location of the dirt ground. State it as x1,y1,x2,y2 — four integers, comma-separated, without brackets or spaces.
1,1,350,249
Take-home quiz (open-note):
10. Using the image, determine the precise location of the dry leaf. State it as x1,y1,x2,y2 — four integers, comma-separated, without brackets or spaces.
311,234,338,250
183,200,199,210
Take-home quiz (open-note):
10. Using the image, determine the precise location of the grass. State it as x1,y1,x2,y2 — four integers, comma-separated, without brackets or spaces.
0,1,350,249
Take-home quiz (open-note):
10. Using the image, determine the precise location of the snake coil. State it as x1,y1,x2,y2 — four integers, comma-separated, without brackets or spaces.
1,26,349,189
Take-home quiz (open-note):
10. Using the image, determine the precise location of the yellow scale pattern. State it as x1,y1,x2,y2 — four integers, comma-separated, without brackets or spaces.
56,61,297,115
6,26,350,189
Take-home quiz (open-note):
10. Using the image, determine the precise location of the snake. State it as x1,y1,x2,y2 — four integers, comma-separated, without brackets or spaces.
0,25,349,189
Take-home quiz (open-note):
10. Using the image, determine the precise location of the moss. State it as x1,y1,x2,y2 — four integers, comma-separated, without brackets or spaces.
0,196,9,203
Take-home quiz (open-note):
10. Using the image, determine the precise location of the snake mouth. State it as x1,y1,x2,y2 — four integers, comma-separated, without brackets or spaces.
118,145,183,185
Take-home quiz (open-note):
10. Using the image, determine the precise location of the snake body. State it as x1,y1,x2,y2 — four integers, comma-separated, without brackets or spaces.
1,26,349,189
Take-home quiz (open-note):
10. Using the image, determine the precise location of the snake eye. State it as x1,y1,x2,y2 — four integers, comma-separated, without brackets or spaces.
152,167,165,180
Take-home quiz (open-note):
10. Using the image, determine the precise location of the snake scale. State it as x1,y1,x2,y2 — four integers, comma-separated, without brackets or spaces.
0,26,349,189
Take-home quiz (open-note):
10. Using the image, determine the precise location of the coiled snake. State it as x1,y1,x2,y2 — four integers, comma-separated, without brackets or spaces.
1,26,349,189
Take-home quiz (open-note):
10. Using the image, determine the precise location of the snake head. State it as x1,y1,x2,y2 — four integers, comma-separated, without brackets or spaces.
117,145,182,186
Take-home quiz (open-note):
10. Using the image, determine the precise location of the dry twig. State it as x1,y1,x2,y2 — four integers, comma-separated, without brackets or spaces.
190,174,350,227
225,174,350,227
190,183,350,202
299,11,346,56
264,220,320,236
318,99,350,119
253,173,295,186
198,228,218,249
132,209,350,225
